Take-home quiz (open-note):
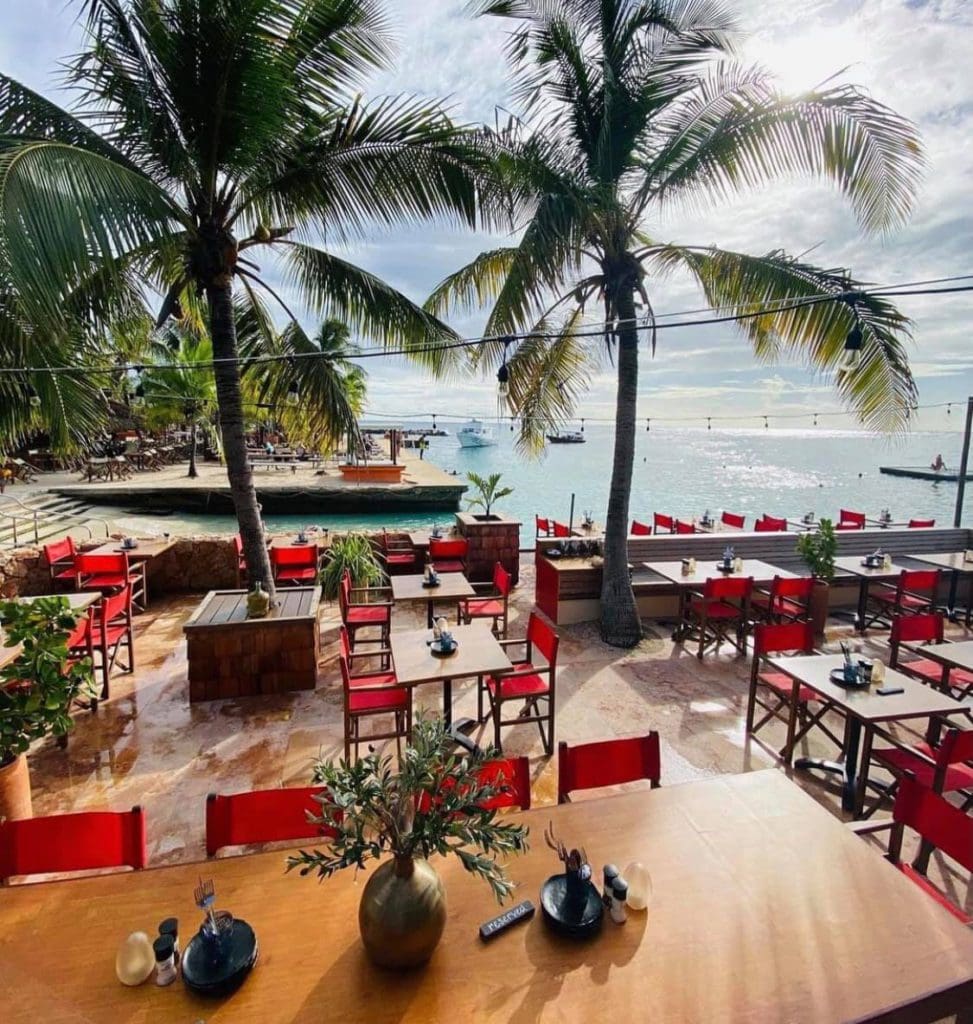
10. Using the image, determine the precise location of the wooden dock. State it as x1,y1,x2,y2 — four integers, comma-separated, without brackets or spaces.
879,465,973,482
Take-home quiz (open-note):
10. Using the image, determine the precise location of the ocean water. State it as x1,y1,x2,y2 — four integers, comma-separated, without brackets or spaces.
97,424,970,537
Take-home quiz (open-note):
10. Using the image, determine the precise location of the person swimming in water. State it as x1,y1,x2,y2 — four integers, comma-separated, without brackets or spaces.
930,453,947,472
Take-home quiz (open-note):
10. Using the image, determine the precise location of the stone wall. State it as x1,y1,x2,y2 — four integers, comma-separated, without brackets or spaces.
0,545,52,598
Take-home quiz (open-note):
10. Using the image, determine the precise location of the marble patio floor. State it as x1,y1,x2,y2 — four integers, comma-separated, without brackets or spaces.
23,565,973,912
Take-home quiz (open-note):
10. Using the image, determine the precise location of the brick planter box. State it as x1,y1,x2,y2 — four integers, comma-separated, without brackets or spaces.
183,587,319,702
455,512,521,585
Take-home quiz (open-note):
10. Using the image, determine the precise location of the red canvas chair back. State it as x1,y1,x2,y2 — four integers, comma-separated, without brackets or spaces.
338,569,352,618
270,545,317,569
937,728,973,769
429,538,468,560
338,623,353,664
535,516,551,537
75,551,129,577
99,585,131,626
753,620,815,659
839,509,866,528
755,515,787,532
721,511,745,529
475,757,532,811
552,521,571,538
557,733,661,803
0,807,146,883
66,611,91,650
630,520,651,536
702,575,752,602
526,612,559,666
234,535,244,556
890,611,943,648
765,575,815,611
893,775,973,874
492,562,512,597
908,519,935,528
898,569,939,600
674,519,695,534
43,536,75,568
653,513,673,533
205,787,335,856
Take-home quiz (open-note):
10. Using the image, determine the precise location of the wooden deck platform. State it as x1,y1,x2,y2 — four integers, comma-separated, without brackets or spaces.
879,465,973,482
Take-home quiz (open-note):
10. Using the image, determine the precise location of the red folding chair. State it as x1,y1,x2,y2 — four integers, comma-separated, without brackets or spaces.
630,520,652,536
338,568,392,648
908,519,935,528
674,519,696,534
889,613,973,697
557,733,661,803
428,538,468,573
865,568,939,630
89,585,134,702
856,775,973,923
721,511,745,529
535,516,551,538
750,576,815,624
0,806,146,884
205,787,337,856
475,757,532,811
653,513,674,534
680,575,753,658
270,545,319,586
755,515,787,532
380,531,415,575
65,607,97,714
42,536,77,590
746,621,841,764
552,521,571,539
838,509,866,529
479,612,558,754
339,625,410,760
459,562,512,638
75,551,146,611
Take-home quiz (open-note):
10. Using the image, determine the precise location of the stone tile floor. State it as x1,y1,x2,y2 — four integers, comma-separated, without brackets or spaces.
24,565,973,913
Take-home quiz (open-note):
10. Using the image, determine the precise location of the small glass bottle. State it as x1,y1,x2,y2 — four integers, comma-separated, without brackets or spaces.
152,935,177,986
610,877,629,924
247,579,270,619
602,863,619,908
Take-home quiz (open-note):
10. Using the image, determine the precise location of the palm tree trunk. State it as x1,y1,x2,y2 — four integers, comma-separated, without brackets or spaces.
205,283,275,599
187,418,198,479
600,285,642,647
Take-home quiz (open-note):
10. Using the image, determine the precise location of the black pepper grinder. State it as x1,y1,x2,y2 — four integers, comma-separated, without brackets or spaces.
158,917,179,965
602,864,619,908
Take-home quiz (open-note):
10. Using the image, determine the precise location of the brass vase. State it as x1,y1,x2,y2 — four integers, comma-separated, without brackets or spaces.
358,855,446,969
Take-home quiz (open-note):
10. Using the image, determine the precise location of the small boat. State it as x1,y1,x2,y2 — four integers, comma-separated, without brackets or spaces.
457,419,497,448
547,431,586,444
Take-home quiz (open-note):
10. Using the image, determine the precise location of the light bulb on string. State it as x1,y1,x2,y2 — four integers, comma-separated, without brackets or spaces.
706,417,711,431
26,383,40,409
813,413,818,427
840,292,864,371
763,416,769,429
645,418,650,432
497,337,512,397
580,417,585,433
287,380,300,406
510,416,515,433
132,382,145,408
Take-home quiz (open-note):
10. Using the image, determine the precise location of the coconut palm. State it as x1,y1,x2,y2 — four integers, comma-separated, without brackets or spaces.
429,0,924,646
0,0,498,594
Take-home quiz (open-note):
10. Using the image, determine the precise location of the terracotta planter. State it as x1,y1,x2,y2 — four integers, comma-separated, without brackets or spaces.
358,856,446,969
455,511,521,584
809,580,830,639
0,754,32,820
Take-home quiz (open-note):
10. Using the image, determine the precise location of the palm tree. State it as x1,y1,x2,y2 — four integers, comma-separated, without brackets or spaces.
0,0,498,595
430,0,924,646
141,326,218,479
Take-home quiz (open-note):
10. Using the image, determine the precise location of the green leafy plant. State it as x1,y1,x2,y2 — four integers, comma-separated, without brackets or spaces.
0,597,97,765
797,518,838,583
466,472,514,518
320,533,385,601
288,717,530,902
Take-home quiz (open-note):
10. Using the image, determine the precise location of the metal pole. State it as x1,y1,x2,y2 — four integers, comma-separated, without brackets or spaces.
568,492,575,534
953,395,973,528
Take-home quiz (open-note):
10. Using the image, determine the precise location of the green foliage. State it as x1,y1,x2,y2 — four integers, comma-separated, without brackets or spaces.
287,717,530,903
466,472,514,517
320,533,385,600
0,597,98,764
797,519,838,583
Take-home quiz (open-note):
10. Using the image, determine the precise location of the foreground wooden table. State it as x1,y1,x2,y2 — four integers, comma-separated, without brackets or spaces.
2,771,972,1023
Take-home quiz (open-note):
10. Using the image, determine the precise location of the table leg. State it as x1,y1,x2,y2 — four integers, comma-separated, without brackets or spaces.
856,579,868,632
946,569,959,621
442,678,453,727
853,724,873,817
426,599,434,629
794,714,863,813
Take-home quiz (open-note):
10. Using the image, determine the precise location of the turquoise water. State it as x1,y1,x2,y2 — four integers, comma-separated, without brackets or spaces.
97,425,970,537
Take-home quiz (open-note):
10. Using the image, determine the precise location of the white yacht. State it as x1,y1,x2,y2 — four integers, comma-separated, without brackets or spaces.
457,419,497,448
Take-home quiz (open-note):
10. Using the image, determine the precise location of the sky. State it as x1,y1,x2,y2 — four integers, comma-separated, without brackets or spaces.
2,0,972,433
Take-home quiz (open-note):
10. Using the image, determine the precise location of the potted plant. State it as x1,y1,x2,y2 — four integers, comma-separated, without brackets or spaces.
319,533,385,601
796,518,837,637
0,596,97,819
466,471,514,521
288,717,529,969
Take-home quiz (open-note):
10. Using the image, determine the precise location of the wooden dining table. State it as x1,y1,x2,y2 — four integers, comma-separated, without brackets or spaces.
767,653,967,814
833,554,912,631
85,538,176,611
907,550,973,623
391,572,476,628
2,771,972,1023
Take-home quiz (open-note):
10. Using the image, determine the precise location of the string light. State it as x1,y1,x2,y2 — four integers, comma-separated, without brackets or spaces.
26,383,40,408
496,337,512,397
286,380,300,406
763,416,769,429
707,417,711,430
645,418,650,432
840,293,864,371
580,417,585,433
